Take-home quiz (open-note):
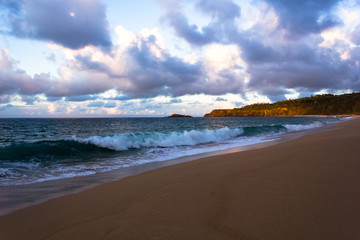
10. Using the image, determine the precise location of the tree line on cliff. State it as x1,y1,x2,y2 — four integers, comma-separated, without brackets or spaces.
204,92,360,117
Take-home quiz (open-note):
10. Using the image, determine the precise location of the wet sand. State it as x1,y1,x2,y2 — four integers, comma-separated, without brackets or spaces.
0,118,360,240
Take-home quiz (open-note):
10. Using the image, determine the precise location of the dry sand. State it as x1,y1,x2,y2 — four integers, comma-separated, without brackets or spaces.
1,118,360,240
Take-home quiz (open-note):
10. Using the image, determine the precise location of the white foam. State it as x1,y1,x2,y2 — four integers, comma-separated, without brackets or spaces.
284,121,323,132
0,134,273,186
71,127,244,151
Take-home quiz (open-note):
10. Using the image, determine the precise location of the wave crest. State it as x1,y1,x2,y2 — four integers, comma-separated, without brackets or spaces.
284,121,323,132
72,127,244,151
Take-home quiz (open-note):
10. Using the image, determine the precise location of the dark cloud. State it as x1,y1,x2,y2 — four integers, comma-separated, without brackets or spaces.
0,0,111,49
264,0,342,38
347,47,360,90
119,35,204,97
0,49,113,100
246,42,357,100
351,23,360,45
0,1,196,103
74,55,113,75
121,34,246,97
236,34,279,63
157,0,358,100
72,34,203,99
195,0,240,22
65,95,98,102
46,96,62,102
163,12,214,46
1,0,358,106
161,0,343,45
46,70,113,98
21,95,43,105
67,32,246,99
0,50,53,96
161,0,240,46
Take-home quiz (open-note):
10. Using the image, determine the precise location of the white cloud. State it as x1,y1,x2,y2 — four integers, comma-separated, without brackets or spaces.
204,44,245,72
47,104,56,114
1,0,360,117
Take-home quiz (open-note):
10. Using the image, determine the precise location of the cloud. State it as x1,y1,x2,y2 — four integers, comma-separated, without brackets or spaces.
73,28,241,98
264,0,343,38
195,0,240,22
0,95,11,104
0,0,111,49
163,12,215,46
215,97,227,101
169,98,182,103
45,52,56,63
161,0,344,46
0,48,113,101
65,28,248,99
351,23,360,45
20,95,44,105
0,104,12,111
124,36,204,97
0,1,22,15
87,101,105,108
104,102,116,108
50,64,114,97
0,49,52,97
245,41,360,100
161,0,240,46
236,34,279,64
65,95,98,102
158,0,358,100
1,0,359,108
46,96,63,102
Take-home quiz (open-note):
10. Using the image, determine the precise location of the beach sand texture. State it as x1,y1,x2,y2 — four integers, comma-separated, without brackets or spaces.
1,118,360,240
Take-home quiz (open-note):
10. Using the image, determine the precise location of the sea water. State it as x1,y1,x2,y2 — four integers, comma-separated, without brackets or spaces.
0,117,343,186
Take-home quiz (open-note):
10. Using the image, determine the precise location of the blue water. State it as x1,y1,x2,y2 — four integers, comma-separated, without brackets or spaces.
0,117,343,186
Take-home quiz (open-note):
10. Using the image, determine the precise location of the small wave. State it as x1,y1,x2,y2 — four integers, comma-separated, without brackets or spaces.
284,121,323,132
242,125,286,136
72,127,245,151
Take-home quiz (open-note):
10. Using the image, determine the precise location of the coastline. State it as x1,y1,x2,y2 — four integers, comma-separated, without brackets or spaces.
0,117,338,217
204,114,359,117
1,117,359,239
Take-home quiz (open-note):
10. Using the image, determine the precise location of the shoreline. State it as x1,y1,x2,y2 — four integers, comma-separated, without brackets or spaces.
204,114,359,118
0,118,339,217
1,117,360,239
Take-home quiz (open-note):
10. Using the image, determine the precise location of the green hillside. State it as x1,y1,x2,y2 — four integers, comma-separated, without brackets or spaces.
204,93,360,117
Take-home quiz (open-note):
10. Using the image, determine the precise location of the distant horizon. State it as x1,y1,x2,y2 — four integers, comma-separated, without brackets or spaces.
1,91,359,118
0,0,359,117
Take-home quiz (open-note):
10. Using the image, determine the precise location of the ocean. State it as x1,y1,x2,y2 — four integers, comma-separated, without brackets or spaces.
0,117,344,186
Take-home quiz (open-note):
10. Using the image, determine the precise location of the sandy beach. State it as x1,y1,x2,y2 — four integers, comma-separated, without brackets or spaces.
1,117,360,240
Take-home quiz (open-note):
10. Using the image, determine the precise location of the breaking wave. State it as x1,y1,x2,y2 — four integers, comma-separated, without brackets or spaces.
0,121,329,185
72,127,245,151
0,122,325,161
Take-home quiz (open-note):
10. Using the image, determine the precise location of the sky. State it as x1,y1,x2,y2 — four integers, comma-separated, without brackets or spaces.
0,0,359,117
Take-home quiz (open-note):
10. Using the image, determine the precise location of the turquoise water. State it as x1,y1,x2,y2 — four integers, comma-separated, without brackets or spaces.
0,117,342,185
